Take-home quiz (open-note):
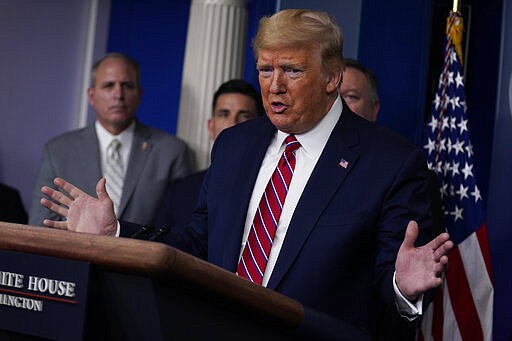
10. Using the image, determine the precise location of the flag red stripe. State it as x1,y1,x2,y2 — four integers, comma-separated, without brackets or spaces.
446,246,484,340
432,286,444,340
476,224,494,285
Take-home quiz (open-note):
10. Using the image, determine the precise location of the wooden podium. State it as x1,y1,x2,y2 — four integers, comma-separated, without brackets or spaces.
0,222,369,340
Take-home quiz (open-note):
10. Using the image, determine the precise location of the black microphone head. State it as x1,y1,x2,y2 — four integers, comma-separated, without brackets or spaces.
148,225,171,241
130,224,155,240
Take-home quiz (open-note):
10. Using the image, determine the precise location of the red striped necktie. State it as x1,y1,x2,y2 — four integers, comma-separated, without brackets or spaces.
236,135,301,284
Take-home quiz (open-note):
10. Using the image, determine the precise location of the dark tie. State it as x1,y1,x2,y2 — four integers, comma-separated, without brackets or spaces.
236,135,301,284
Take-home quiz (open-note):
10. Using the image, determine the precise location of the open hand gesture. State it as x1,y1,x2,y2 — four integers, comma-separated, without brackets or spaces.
395,221,454,300
40,177,118,236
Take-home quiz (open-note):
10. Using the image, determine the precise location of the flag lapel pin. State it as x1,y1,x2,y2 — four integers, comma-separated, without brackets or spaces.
339,158,348,169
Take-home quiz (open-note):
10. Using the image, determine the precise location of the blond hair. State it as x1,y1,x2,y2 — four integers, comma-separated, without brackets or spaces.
253,9,344,74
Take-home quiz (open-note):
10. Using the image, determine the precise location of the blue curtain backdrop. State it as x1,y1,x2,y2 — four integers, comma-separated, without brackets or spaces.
107,0,191,135
107,0,274,136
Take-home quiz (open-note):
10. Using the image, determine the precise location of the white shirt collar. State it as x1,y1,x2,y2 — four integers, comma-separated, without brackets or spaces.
95,120,136,174
273,96,343,159
95,120,136,152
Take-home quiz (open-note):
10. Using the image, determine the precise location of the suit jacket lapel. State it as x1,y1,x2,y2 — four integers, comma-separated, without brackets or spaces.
221,118,277,271
78,126,102,194
118,121,151,217
266,108,361,289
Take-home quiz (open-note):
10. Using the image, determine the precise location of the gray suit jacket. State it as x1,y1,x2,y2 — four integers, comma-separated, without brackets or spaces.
29,121,190,226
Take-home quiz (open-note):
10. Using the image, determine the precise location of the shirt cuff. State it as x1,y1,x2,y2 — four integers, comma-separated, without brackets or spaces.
115,220,121,237
393,271,423,321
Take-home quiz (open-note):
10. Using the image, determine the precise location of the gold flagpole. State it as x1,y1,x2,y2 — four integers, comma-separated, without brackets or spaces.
452,0,459,13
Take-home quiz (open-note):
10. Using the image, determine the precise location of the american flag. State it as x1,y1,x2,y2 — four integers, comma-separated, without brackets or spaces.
419,11,494,341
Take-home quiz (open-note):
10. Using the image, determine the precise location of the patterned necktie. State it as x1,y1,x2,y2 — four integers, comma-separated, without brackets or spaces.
236,135,301,284
105,139,124,215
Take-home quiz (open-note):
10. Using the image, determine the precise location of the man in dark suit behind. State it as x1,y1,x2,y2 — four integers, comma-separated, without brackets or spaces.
0,183,27,224
340,58,381,122
154,79,264,230
40,9,453,339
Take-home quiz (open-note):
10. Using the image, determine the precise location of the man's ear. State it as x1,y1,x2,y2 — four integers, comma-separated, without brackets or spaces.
87,87,94,106
326,70,343,94
371,101,381,122
207,118,215,140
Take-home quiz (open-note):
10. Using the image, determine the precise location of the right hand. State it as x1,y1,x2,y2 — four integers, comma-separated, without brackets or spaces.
40,177,118,236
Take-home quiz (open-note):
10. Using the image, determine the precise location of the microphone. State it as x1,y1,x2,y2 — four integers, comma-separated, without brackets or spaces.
130,224,155,239
148,225,171,242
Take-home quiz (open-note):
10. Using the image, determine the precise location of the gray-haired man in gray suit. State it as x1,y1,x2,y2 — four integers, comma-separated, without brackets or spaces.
29,53,190,227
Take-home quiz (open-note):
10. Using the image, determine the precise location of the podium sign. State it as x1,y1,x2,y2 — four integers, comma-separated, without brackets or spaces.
0,250,89,340
0,223,371,340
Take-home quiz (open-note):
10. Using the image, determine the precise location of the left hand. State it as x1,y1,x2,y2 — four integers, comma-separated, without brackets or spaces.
395,220,453,301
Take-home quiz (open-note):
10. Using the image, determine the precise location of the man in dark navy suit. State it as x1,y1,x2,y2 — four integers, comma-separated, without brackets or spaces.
340,59,446,338
340,59,445,239
154,79,264,230
40,9,453,339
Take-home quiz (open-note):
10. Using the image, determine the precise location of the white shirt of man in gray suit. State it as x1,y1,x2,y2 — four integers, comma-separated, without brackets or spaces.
29,53,190,227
